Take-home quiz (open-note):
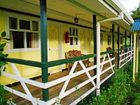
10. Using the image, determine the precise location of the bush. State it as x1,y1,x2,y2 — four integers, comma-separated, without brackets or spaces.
78,63,133,105
0,31,9,75
91,69,131,105
0,85,7,105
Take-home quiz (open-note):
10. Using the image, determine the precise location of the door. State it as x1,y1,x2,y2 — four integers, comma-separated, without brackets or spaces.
48,21,61,73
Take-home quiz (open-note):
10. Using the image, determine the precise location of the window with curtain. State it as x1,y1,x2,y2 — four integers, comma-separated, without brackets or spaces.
9,17,39,49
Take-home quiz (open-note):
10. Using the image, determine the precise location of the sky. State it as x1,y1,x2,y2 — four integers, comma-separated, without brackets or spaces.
119,0,140,13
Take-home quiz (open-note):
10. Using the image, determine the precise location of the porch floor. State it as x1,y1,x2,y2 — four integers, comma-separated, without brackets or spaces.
7,62,113,105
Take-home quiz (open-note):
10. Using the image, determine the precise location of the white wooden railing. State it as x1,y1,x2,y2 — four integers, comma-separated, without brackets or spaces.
1,52,115,105
119,47,134,68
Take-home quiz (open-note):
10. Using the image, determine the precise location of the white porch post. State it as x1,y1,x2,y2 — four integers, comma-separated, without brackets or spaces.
96,22,101,95
133,32,137,82
136,34,139,74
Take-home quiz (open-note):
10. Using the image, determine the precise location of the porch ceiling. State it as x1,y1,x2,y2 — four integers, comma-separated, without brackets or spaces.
0,0,132,31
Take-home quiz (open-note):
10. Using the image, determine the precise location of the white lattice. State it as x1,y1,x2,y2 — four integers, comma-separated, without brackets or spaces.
119,48,133,68
1,52,116,105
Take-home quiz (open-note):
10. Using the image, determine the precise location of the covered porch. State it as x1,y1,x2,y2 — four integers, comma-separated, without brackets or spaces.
0,0,134,105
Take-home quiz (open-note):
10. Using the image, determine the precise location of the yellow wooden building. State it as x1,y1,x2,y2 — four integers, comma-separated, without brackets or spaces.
0,0,134,104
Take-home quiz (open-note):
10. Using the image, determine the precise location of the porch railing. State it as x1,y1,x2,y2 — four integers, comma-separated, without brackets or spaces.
0,49,131,105
119,47,134,68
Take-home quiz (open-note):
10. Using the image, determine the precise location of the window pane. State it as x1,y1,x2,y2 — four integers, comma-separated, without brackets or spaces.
76,28,78,36
26,32,39,48
9,17,17,29
10,31,24,49
72,28,75,35
108,35,111,45
74,38,78,45
20,20,30,29
70,37,73,45
32,21,38,31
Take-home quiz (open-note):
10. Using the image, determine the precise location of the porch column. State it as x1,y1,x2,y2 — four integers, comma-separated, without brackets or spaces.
112,24,115,56
125,30,127,49
117,26,120,68
133,32,137,82
93,15,97,71
40,0,49,101
136,35,139,74
96,22,101,96
130,32,131,46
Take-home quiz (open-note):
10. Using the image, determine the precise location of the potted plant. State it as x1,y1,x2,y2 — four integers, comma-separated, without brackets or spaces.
0,31,9,75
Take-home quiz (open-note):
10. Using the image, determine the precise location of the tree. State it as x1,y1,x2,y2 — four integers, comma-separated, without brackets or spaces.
131,3,140,19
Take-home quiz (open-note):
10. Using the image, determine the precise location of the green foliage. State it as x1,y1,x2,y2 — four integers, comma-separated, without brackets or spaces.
0,31,9,75
78,63,133,105
131,4,140,19
0,85,7,105
91,69,131,105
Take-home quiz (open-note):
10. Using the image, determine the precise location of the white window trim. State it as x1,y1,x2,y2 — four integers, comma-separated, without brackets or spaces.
69,26,79,46
4,12,41,52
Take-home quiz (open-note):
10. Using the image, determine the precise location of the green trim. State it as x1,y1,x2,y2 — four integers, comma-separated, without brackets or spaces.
100,50,114,55
125,30,127,49
130,33,131,46
40,0,48,101
117,26,120,68
112,23,115,65
93,15,97,73
3,51,115,68
112,24,115,53
2,54,96,68
48,54,96,67
2,58,42,67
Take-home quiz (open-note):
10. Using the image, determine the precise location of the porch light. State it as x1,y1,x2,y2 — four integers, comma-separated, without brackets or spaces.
74,16,79,23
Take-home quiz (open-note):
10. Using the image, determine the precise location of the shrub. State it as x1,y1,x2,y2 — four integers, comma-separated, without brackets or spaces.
78,63,133,105
0,85,7,105
91,69,131,105
0,31,9,75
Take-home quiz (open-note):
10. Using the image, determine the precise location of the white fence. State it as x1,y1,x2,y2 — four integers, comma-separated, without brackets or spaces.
119,47,133,68
1,51,132,105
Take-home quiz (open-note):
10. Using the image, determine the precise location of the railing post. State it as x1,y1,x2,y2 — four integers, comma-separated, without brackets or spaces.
40,0,49,101
117,26,120,68
96,22,101,95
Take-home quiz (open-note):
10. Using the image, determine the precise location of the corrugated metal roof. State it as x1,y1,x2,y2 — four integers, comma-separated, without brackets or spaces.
131,19,140,32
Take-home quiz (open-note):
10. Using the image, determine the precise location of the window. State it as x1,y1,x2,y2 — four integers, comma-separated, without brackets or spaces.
9,17,17,29
26,32,39,48
10,31,24,49
20,20,30,29
9,17,39,49
69,27,78,45
108,35,111,45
